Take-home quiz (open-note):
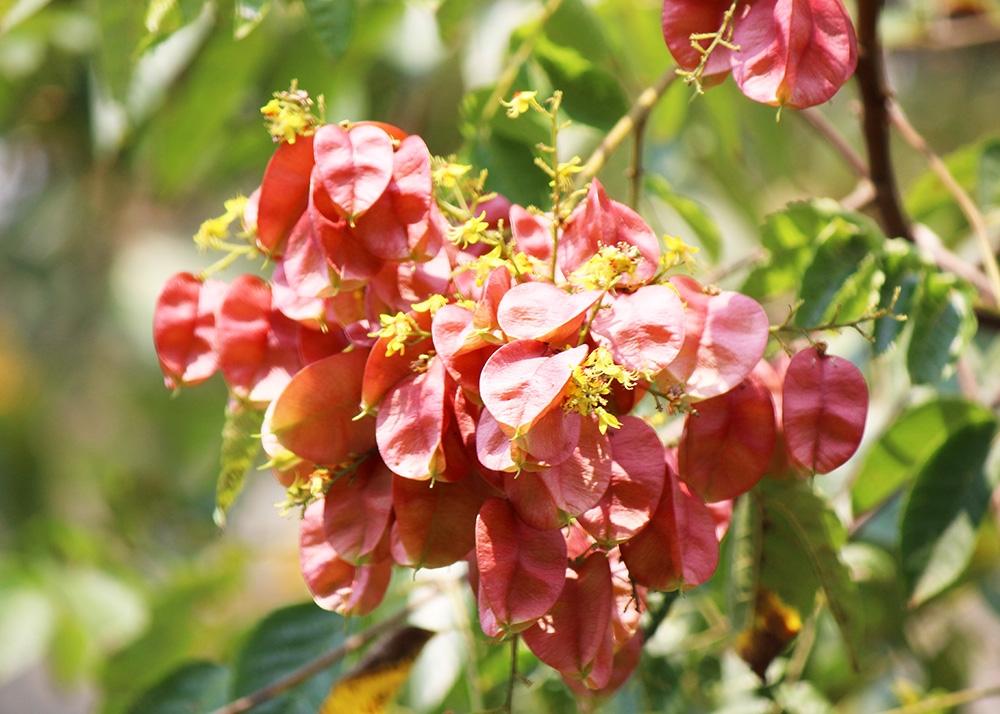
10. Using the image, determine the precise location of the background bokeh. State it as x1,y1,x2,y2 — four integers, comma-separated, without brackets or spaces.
2,1,1000,712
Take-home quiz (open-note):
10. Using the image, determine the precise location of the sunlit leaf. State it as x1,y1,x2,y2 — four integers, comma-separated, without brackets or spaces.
532,36,627,131
212,400,264,529
900,417,999,606
872,239,924,356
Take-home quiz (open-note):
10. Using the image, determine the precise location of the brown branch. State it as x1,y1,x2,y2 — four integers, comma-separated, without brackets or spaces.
798,107,870,180
888,99,1000,307
855,0,912,241
577,64,679,188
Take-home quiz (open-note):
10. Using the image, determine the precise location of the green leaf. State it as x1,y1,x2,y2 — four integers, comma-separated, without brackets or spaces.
1,0,52,33
94,0,147,101
793,214,881,328
644,174,722,261
978,138,1000,209
742,199,841,301
543,0,612,64
852,398,995,514
213,402,264,529
460,80,550,149
872,239,924,356
466,133,550,209
906,272,977,385
531,36,627,131
126,661,230,714
303,0,357,61
231,602,349,714
234,0,270,40
899,417,999,606
753,480,863,669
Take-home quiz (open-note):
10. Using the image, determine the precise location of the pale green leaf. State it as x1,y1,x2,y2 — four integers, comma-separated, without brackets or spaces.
0,586,55,681
978,138,1000,209
900,418,999,606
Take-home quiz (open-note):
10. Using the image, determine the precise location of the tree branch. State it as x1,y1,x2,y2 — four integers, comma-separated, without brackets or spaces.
855,0,912,241
888,99,1000,307
206,588,439,714
577,64,679,188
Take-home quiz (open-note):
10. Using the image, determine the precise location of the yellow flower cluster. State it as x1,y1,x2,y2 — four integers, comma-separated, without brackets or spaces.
260,80,323,144
569,244,640,291
563,347,638,434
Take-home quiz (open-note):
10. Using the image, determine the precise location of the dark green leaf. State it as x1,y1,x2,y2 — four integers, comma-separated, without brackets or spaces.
303,0,357,61
978,139,1000,209
852,398,994,515
213,402,264,529
794,213,881,328
231,603,349,714
753,481,862,669
543,0,612,64
532,36,627,131
466,133,550,208
873,239,924,356
126,661,230,714
906,272,977,385
644,174,722,261
899,418,999,606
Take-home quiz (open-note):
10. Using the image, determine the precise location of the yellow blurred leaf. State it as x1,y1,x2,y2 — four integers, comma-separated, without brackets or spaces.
319,626,435,714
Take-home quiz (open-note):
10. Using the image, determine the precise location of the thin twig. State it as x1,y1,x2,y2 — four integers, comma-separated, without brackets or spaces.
855,0,912,241
888,99,1000,307
797,107,869,179
205,588,439,714
577,64,679,188
873,683,1000,714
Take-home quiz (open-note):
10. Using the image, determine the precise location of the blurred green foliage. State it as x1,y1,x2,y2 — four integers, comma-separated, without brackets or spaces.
2,1,1000,713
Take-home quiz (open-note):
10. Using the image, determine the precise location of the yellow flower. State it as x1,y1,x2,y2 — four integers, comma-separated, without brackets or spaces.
662,235,700,272
502,91,538,118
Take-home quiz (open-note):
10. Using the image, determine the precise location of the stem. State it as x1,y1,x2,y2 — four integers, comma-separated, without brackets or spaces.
505,635,519,712
205,589,438,714
577,65,679,188
855,0,912,241
873,683,1000,714
888,99,1000,307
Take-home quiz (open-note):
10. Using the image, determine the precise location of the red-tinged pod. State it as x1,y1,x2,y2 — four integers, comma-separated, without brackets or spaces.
619,467,719,592
664,275,770,400
313,123,395,222
521,552,615,690
782,346,868,474
589,284,685,376
497,282,603,347
558,179,661,287
562,630,643,707
351,120,409,143
535,416,613,517
152,272,227,389
678,373,777,502
480,340,588,437
299,500,391,617
376,356,450,481
390,471,501,570
214,274,272,395
475,497,569,636
270,348,376,467
256,134,315,255
361,309,433,412
577,416,665,546
322,457,393,565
